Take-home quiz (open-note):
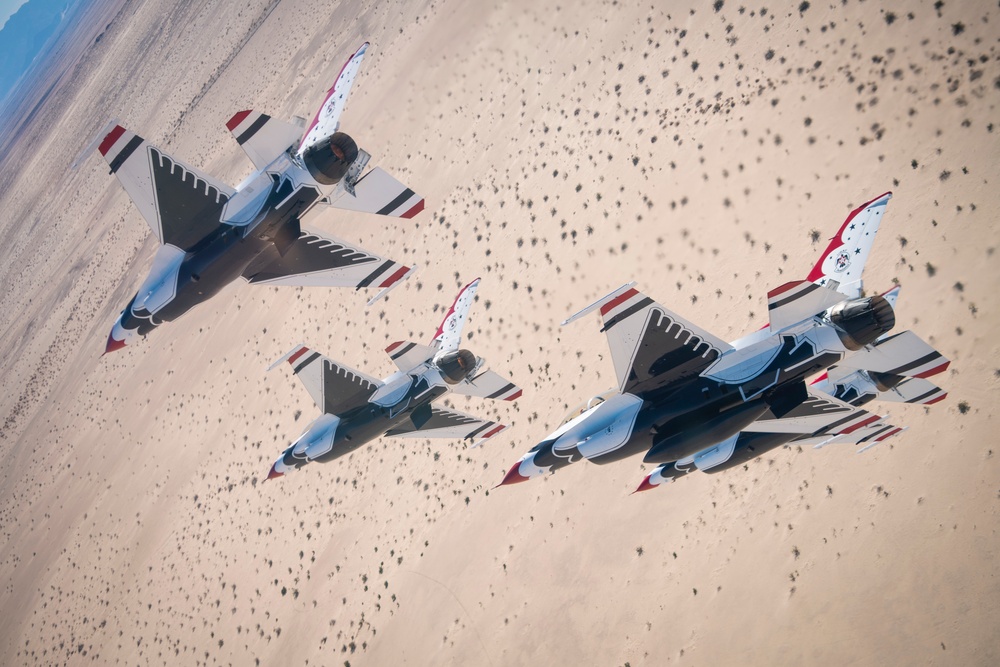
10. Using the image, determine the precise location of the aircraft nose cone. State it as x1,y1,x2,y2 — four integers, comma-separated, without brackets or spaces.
496,460,531,487
632,474,657,494
103,331,127,356
265,463,284,482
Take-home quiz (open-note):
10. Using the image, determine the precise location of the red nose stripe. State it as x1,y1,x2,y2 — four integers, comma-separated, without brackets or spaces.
633,475,657,494
103,331,127,356
497,462,530,487
265,464,284,481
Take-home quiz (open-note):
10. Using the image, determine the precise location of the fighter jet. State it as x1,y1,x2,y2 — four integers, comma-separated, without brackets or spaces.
99,42,423,355
498,192,949,488
265,278,521,480
635,284,948,491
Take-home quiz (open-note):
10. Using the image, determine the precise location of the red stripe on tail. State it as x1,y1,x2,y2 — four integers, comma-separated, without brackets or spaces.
915,361,950,379
400,199,424,219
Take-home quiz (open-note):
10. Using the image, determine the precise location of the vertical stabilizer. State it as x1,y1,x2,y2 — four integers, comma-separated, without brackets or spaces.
431,278,480,352
806,191,891,297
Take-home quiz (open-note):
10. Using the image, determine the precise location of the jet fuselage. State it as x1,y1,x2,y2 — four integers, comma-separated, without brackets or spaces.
271,372,452,475
113,173,321,342
507,309,893,483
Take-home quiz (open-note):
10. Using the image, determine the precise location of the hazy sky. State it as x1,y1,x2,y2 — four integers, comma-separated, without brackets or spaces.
0,0,28,29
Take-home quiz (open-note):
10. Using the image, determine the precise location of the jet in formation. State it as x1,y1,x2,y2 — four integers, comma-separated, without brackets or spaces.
497,192,949,491
99,42,423,355
265,278,521,480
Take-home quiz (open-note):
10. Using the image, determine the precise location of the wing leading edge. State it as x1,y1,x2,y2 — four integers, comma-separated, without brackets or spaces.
98,124,235,250
564,283,732,395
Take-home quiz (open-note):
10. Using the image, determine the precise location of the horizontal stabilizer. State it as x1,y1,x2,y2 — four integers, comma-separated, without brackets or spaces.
766,280,847,332
566,283,731,395
272,344,381,415
328,167,424,218
226,110,302,170
385,340,437,372
98,123,234,250
452,370,522,402
243,226,413,293
384,407,507,447
833,330,950,379
881,377,947,405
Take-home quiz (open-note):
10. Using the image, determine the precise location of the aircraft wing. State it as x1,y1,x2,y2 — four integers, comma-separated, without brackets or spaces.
226,110,302,170
744,385,884,436
384,407,507,447
97,123,234,250
270,344,382,416
242,226,414,300
563,283,732,395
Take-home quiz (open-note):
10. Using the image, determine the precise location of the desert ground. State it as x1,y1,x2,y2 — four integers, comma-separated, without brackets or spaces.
0,0,998,664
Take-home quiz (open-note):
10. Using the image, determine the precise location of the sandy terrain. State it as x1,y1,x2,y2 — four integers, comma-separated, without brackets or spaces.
0,0,998,664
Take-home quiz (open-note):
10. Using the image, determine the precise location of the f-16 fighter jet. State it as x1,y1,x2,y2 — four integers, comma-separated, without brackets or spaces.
99,43,423,355
498,192,949,488
265,278,521,480
634,284,948,492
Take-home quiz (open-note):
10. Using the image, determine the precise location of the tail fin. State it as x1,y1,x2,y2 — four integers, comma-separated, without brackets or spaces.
807,191,891,297
431,278,480,352
297,42,368,156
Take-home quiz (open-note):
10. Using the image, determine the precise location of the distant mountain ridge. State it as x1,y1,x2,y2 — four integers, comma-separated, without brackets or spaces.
0,0,72,102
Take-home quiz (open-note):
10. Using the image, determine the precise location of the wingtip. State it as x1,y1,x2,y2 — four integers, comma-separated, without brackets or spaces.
226,110,253,131
97,124,126,156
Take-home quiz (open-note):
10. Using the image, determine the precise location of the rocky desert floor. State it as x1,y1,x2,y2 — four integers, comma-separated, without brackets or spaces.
0,0,998,664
